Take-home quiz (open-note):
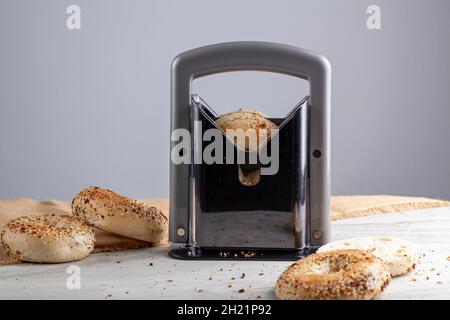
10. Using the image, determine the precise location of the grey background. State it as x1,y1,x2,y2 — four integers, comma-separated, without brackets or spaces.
0,0,449,201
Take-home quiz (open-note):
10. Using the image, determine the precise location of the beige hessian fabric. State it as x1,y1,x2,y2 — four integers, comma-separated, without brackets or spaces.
331,195,450,220
1,195,449,265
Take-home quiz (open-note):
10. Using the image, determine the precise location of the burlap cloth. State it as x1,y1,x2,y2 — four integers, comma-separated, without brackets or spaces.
0,195,449,265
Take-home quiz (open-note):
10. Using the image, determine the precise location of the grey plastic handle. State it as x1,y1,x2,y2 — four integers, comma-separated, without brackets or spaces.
170,41,331,246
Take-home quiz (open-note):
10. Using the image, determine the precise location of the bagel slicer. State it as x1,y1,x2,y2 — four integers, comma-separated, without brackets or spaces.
169,41,331,260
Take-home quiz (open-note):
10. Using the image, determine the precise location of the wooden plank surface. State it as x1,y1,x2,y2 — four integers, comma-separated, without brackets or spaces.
0,207,449,300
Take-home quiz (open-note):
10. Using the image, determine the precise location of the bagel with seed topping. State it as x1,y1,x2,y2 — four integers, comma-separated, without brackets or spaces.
1,214,95,263
318,236,420,276
275,250,391,300
72,187,168,245
216,108,278,150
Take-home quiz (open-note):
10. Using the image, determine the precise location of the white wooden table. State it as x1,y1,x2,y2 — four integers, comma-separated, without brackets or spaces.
1,207,449,300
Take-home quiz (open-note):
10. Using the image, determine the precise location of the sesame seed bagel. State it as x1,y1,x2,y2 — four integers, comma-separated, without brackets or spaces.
216,108,278,150
275,250,391,300
318,236,420,276
72,187,168,245
1,214,95,263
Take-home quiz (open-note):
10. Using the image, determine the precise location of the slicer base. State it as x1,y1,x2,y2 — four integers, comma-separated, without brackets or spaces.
168,246,318,261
